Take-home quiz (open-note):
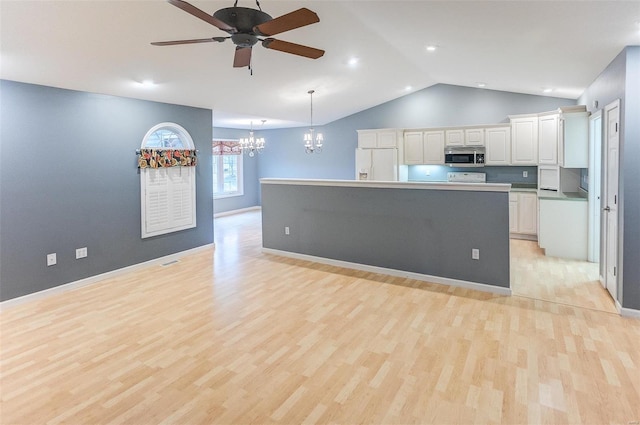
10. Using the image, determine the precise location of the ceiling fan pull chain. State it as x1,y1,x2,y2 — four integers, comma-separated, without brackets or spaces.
233,0,238,6
255,0,262,11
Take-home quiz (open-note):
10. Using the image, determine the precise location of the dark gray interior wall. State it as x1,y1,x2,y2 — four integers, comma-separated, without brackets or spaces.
212,126,260,214
257,84,576,185
579,47,639,310
0,80,214,301
262,183,510,288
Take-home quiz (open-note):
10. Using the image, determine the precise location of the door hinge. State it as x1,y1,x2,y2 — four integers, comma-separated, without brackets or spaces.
615,123,618,133
614,195,617,204
614,266,616,277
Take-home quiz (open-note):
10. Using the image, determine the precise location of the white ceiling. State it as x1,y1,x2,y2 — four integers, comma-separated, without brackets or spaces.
1,1,639,129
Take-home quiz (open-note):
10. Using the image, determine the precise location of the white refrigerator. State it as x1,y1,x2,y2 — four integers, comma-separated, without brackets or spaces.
355,148,406,181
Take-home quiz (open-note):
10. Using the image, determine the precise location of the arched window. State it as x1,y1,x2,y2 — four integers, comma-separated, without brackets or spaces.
139,123,197,238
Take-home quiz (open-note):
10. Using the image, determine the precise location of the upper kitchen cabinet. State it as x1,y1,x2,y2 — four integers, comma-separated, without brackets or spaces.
558,106,589,168
403,130,445,165
445,129,464,147
509,114,538,165
538,112,559,165
485,126,511,165
357,129,402,149
464,128,485,146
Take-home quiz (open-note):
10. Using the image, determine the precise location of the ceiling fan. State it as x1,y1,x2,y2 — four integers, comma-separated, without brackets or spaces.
151,0,325,71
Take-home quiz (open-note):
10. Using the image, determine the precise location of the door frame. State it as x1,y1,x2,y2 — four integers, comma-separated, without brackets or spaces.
602,99,620,301
588,111,602,263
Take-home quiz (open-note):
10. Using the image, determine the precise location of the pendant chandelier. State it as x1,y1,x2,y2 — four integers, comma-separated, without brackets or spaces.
239,119,266,157
304,90,323,154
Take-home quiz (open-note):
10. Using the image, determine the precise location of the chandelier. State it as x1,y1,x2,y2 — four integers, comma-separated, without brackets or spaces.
239,120,266,157
304,90,323,154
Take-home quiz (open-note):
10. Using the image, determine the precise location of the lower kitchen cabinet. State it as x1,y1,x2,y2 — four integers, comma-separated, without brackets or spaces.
538,198,588,260
509,191,537,238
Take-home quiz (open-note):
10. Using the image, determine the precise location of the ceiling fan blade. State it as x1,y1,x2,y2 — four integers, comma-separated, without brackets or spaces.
167,0,237,33
254,8,319,36
262,38,324,59
233,47,252,68
151,37,227,46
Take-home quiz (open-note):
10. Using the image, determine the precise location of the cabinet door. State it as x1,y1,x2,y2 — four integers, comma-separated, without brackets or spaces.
423,131,445,164
511,117,538,165
358,131,377,149
559,112,589,168
465,128,485,146
377,130,398,148
509,195,519,233
485,127,511,165
538,114,558,165
403,132,424,164
445,129,464,147
518,193,538,235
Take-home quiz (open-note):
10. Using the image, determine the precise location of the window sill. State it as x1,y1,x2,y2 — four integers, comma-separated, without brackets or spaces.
214,193,244,200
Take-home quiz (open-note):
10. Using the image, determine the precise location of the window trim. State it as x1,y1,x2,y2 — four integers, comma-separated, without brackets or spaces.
140,123,197,239
212,139,244,199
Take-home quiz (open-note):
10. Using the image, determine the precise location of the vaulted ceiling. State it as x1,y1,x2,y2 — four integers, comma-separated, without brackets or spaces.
1,1,639,129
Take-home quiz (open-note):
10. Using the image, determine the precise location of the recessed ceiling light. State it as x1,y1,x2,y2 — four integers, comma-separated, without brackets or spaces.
137,79,156,88
542,88,553,93
426,45,437,52
348,57,359,66
405,85,413,91
476,82,487,88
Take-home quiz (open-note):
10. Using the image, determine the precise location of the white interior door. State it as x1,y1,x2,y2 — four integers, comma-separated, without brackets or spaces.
603,100,620,301
588,111,602,263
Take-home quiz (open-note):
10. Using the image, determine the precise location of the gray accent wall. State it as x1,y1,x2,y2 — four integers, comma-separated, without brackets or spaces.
262,183,510,288
579,46,640,310
0,80,214,301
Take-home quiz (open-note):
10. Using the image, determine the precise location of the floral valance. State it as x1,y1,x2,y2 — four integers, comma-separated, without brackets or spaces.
212,141,241,156
138,149,197,168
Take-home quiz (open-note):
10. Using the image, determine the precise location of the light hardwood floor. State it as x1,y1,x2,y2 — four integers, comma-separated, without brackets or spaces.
1,210,638,424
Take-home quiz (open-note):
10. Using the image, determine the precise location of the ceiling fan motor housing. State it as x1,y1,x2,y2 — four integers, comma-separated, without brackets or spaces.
213,7,272,34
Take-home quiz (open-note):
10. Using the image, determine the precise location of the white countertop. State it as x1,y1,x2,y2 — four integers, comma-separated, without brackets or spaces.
260,178,511,192
538,189,588,201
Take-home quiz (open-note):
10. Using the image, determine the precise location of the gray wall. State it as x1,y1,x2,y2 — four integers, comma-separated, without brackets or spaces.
211,127,260,214
578,46,640,310
0,80,214,301
262,183,510,288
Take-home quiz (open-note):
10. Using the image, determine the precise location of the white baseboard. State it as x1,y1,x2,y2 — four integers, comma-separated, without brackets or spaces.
0,244,214,311
214,206,261,218
616,300,640,319
262,248,512,296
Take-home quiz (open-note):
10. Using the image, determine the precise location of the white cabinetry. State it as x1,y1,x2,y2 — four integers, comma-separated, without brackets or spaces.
509,191,538,238
558,108,589,168
404,130,445,165
485,126,511,165
444,128,485,147
464,128,485,146
357,129,401,149
538,113,558,165
445,129,464,147
538,198,587,260
510,115,538,165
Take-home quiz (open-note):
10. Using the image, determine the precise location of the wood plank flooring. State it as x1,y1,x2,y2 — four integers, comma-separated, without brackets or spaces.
1,210,638,424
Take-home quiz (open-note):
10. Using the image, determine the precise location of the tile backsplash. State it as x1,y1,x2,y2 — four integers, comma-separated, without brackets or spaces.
408,165,538,184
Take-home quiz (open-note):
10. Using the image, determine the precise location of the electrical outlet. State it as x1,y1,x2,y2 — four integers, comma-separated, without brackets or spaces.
76,247,88,259
425,169,431,176
285,226,290,235
472,249,480,260
523,171,528,178
47,253,57,266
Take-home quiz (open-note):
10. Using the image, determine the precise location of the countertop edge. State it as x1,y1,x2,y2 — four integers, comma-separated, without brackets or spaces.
260,178,511,193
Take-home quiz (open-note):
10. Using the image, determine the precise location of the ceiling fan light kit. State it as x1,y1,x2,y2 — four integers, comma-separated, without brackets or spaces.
151,0,324,72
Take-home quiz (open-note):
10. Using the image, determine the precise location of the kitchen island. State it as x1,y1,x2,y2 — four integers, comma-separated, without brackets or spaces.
261,179,511,294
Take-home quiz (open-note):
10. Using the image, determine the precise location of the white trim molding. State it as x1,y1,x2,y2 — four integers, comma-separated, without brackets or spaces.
214,206,261,218
0,244,214,311
262,248,512,296
616,300,640,319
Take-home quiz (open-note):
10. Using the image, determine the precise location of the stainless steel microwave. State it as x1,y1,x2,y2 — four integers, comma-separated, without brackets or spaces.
444,147,485,167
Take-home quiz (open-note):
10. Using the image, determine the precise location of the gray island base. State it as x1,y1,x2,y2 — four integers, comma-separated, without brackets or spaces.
261,179,511,295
